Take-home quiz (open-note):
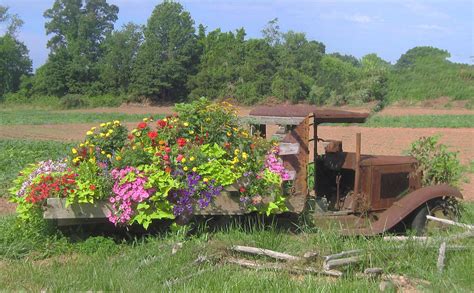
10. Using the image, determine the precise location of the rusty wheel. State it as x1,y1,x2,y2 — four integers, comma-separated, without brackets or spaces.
410,198,459,236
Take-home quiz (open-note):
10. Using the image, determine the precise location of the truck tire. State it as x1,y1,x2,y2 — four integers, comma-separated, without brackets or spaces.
411,198,459,236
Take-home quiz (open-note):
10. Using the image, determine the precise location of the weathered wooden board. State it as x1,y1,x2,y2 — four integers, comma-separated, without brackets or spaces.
240,116,305,126
44,190,246,222
44,198,112,220
278,143,300,156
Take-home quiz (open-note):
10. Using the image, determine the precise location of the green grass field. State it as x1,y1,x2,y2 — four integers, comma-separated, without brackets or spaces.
0,109,162,125
0,207,473,291
0,108,473,128
364,114,474,128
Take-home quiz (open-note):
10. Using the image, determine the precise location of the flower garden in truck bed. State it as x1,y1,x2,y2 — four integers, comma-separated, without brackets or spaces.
9,98,291,228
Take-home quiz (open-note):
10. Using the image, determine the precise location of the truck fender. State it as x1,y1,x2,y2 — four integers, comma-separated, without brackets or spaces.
365,184,462,235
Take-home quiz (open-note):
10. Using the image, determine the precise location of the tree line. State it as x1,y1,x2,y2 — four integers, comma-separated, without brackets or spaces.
1,1,472,108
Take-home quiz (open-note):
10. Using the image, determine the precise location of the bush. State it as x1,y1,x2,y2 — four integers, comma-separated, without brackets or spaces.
60,94,88,109
408,136,463,187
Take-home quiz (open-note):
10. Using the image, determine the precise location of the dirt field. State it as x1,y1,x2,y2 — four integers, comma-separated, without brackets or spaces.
0,105,472,213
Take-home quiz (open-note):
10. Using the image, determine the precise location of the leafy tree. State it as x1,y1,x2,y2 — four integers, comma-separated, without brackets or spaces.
0,35,32,97
188,28,245,100
0,5,32,99
99,23,143,94
131,1,197,101
395,46,450,69
35,0,119,95
329,53,360,67
271,68,312,103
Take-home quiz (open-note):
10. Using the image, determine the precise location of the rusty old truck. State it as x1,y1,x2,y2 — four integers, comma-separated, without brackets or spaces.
44,105,463,235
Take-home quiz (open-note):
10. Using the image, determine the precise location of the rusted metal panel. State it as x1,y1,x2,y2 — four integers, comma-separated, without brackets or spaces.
281,116,310,213
343,184,463,236
370,164,419,211
249,105,369,123
323,152,418,171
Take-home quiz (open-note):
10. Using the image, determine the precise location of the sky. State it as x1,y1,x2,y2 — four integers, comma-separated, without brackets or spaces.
1,0,472,70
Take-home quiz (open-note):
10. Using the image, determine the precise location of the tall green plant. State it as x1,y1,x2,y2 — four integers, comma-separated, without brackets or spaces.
408,136,463,187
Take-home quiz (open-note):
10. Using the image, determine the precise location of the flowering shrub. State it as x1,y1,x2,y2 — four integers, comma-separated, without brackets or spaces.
10,98,293,228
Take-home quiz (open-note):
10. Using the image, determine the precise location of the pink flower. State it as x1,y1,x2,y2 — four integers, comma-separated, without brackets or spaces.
176,154,184,162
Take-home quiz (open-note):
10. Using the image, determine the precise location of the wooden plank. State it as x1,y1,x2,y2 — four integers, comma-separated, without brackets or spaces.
240,116,304,126
44,198,112,220
278,143,300,155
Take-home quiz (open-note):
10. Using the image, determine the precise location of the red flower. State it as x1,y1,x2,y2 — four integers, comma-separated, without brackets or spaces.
138,122,147,129
128,134,134,140
147,131,157,140
164,166,172,173
239,187,246,193
165,147,171,153
89,184,96,191
157,119,167,128
177,137,186,147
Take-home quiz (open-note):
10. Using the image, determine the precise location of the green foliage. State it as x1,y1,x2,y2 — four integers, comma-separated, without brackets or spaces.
68,160,111,205
0,108,161,125
131,1,197,101
99,23,142,94
0,33,32,99
1,4,472,107
408,136,463,187
35,0,119,96
388,47,474,102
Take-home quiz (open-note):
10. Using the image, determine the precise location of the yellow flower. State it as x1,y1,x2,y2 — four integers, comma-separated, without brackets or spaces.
101,151,106,155
131,129,137,134
132,146,137,150
181,158,186,163
143,118,149,122
189,130,194,135
71,148,78,154
183,122,189,127
192,167,197,172
105,133,110,137
79,143,84,147
233,127,238,132
106,154,112,159
205,118,211,122
232,157,239,164
100,123,106,127
135,132,141,137
190,156,195,161
100,133,105,137
72,157,80,163
183,166,188,171
116,156,122,161
113,120,120,125
106,122,112,126
86,131,93,136
234,149,240,155
242,152,248,160
108,129,113,134
227,132,232,137
163,118,168,122
203,178,209,183
91,127,96,130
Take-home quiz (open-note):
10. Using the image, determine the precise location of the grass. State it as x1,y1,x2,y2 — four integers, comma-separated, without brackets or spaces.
363,114,474,128
0,139,75,196
0,203,473,291
0,109,162,125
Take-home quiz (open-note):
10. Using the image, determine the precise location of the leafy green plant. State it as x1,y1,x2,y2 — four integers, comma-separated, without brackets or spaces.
408,136,463,187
